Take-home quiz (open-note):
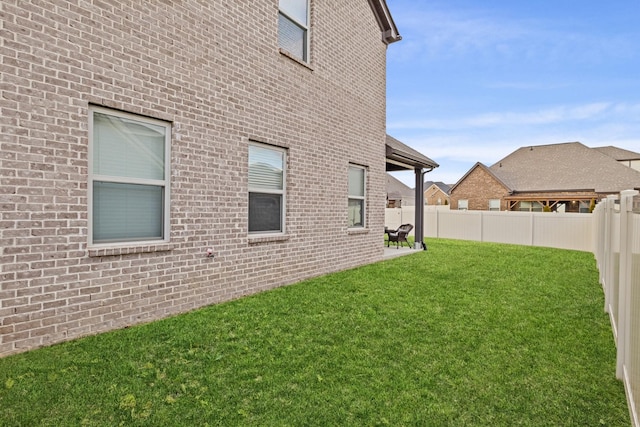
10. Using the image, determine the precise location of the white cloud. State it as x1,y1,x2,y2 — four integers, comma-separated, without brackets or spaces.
389,102,617,131
389,8,528,60
388,3,638,66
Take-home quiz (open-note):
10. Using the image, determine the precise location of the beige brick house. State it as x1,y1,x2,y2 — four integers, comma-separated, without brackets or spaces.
0,0,403,356
424,181,450,206
450,142,640,212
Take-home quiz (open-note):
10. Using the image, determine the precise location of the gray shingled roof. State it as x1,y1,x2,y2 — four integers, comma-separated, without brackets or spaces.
424,181,451,194
489,142,640,193
594,146,640,161
386,173,414,200
386,135,439,171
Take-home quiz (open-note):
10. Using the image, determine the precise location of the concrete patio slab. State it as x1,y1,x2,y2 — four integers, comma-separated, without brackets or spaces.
383,244,420,260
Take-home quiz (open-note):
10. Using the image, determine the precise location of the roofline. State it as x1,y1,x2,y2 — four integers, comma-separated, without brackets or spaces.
449,162,512,193
386,134,439,171
593,146,640,161
367,0,402,44
511,188,597,194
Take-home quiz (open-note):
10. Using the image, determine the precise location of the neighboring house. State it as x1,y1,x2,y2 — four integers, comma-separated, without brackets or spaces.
386,174,414,207
450,142,640,212
0,1,404,356
424,181,450,206
385,177,448,208
449,163,511,211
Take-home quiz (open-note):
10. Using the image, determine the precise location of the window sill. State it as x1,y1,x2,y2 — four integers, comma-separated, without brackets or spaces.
347,228,369,235
279,48,313,71
88,242,175,257
248,234,290,245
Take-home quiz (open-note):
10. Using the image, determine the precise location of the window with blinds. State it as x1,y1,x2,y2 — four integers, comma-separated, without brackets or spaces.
278,0,309,61
89,107,171,245
248,143,286,233
348,165,366,228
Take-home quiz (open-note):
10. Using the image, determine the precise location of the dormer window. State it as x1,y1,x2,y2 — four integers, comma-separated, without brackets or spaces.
278,0,309,61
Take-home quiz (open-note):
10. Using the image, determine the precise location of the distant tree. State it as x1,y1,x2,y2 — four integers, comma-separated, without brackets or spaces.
543,205,552,212
589,198,596,213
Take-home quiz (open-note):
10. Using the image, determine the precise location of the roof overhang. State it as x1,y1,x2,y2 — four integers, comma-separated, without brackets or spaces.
367,0,402,44
386,134,439,172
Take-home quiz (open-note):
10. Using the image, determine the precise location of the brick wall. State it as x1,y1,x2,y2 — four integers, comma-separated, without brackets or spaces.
0,1,390,356
424,185,449,206
450,166,510,211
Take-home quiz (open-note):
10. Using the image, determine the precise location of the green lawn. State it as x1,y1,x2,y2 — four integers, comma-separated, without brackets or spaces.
0,239,629,426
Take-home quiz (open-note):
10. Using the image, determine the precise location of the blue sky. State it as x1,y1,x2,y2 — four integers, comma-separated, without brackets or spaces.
385,0,640,187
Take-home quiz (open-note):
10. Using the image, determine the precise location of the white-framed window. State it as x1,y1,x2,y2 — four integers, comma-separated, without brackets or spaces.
88,106,171,246
519,201,543,212
278,0,309,61
348,164,366,228
489,199,500,211
579,201,590,213
458,199,468,210
248,142,286,234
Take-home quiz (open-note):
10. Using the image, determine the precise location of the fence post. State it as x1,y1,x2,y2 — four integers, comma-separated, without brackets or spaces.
603,195,617,316
616,190,639,381
530,212,535,246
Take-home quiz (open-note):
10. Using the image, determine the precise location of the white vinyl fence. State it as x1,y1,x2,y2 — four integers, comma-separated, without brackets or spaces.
593,190,640,426
385,206,594,252
388,193,640,425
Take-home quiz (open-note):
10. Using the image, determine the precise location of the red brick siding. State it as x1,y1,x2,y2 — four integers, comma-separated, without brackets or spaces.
450,167,510,210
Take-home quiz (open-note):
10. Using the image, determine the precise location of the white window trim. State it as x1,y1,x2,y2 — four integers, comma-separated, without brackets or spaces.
278,0,310,62
348,164,367,228
248,141,287,236
458,199,468,210
489,199,500,211
87,106,171,248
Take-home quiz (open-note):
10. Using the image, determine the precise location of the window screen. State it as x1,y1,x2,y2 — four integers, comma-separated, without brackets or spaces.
249,143,286,233
278,0,308,61
89,107,170,245
348,165,366,227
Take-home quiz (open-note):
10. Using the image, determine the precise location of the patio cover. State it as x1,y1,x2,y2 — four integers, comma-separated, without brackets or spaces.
385,135,439,249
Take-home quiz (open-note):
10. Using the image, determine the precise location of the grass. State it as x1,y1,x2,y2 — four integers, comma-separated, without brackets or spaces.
0,239,629,426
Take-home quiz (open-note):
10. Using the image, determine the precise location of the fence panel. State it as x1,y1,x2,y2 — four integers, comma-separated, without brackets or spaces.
386,207,595,252
532,212,594,251
437,210,482,241
630,212,640,426
628,211,640,427
481,211,532,245
616,191,640,426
